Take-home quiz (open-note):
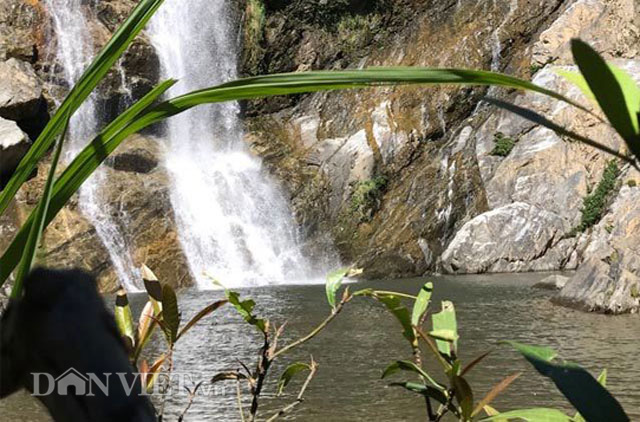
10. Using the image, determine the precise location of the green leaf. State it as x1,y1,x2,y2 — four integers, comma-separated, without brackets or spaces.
371,293,415,344
574,369,608,422
114,287,135,351
501,341,557,362
571,39,640,157
10,110,70,298
225,290,266,332
389,382,449,406
0,80,176,287
431,301,458,359
504,341,629,421
0,0,166,219
161,284,180,345
176,300,227,341
325,267,349,309
411,282,433,326
0,63,604,286
276,362,311,396
479,408,571,421
554,68,596,102
452,375,474,420
133,300,157,363
382,360,444,391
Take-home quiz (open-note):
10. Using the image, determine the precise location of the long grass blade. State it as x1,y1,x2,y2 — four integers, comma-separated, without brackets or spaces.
10,110,70,298
571,39,640,157
0,68,613,285
0,80,176,286
0,0,165,218
484,97,636,165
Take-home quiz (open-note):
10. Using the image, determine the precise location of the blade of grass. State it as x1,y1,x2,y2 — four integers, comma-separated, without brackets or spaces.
0,80,176,286
484,97,636,165
11,110,71,298
0,0,166,218
0,67,610,284
571,39,640,157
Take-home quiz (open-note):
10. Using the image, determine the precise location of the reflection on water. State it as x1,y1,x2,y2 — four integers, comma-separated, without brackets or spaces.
1,273,639,421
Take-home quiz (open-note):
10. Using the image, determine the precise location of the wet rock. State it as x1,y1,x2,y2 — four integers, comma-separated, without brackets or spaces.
554,184,640,313
106,147,159,174
0,58,44,122
0,116,30,188
533,274,570,290
440,202,567,274
0,0,45,62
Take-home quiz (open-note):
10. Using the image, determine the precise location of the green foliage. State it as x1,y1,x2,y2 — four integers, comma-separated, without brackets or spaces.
242,0,266,74
225,290,266,333
325,267,349,309
504,341,628,421
577,160,620,232
350,175,388,222
489,132,516,157
529,63,543,75
277,362,312,396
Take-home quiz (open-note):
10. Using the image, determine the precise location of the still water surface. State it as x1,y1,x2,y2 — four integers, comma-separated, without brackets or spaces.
2,273,639,420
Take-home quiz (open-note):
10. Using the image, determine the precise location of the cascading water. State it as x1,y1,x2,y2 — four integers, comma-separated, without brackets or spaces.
44,0,141,291
148,1,328,288
149,0,330,288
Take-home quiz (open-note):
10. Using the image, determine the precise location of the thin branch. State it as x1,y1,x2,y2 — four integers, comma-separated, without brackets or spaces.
236,379,246,422
177,381,203,422
266,358,318,422
273,291,353,359
249,321,271,422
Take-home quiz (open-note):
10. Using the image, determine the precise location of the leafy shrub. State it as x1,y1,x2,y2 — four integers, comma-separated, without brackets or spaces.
350,175,388,222
489,132,516,157
577,160,620,232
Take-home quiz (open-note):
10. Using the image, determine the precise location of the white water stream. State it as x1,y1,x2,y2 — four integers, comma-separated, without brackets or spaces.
45,0,141,291
148,0,323,288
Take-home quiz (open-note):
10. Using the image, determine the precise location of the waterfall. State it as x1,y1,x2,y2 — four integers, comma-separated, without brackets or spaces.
44,0,141,291
148,1,326,288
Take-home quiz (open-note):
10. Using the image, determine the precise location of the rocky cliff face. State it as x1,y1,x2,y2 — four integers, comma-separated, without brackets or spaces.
1,0,639,312
241,0,640,312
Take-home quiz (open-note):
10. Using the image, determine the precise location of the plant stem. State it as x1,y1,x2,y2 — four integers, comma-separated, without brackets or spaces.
236,380,246,422
273,294,352,359
266,359,318,422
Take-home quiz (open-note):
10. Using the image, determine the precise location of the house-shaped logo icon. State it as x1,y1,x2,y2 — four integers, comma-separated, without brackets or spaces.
55,368,88,396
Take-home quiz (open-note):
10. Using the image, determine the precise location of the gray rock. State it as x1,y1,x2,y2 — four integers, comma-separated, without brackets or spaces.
106,148,159,174
0,116,30,186
0,58,43,121
554,184,640,313
440,202,566,274
534,274,570,290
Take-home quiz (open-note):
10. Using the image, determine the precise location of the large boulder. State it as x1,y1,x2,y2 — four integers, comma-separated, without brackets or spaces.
554,182,640,313
0,58,44,122
0,116,30,188
440,202,571,273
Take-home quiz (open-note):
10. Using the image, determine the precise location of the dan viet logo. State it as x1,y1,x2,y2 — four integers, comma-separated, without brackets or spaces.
31,368,223,397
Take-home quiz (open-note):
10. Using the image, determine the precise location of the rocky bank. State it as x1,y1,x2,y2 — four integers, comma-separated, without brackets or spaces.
1,0,639,313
